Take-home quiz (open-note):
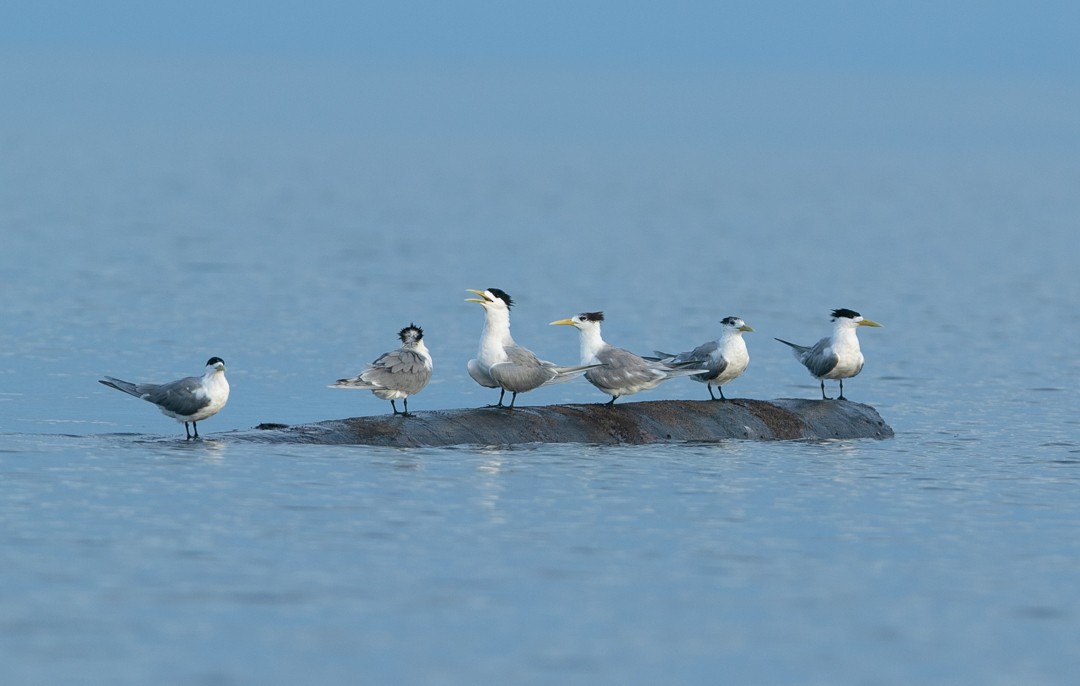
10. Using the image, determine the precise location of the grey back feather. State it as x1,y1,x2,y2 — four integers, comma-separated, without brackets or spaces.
338,349,432,395
142,377,213,416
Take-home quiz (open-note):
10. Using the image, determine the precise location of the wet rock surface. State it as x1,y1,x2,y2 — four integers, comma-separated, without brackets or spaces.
234,398,894,447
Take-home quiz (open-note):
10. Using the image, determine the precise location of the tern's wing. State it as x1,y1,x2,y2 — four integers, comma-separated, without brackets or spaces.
680,341,723,365
586,346,663,390
651,342,724,379
503,343,543,368
142,376,212,416
684,341,726,379
490,362,553,393
488,344,555,392
375,348,431,377
337,349,432,394
799,338,839,378
467,359,497,388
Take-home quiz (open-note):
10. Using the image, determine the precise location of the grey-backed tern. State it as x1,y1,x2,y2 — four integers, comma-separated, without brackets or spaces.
775,308,882,400
651,316,754,400
99,357,230,439
466,288,598,408
330,324,432,416
550,311,706,405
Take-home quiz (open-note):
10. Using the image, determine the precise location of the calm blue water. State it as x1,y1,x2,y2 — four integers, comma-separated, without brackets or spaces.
3,56,1080,685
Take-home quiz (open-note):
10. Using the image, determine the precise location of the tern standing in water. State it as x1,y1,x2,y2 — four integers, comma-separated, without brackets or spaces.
99,357,230,439
775,308,882,400
466,288,598,408
550,311,705,405
330,324,432,416
651,316,754,400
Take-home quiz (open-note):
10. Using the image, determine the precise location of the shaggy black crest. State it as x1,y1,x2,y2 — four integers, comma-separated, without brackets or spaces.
720,316,741,327
399,324,424,342
831,308,861,320
487,288,513,308
206,357,225,366
582,311,604,322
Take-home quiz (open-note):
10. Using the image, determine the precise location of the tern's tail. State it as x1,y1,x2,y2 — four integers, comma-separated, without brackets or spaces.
543,363,606,386
99,377,141,398
329,377,379,390
661,365,710,379
646,353,704,370
774,338,809,356
645,351,677,363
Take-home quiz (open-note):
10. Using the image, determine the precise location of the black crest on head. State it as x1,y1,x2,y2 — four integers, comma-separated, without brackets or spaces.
487,288,513,308
831,308,861,320
582,311,604,322
720,316,741,326
206,357,225,366
399,324,423,342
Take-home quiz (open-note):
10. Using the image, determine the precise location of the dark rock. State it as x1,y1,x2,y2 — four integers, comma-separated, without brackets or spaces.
226,398,893,447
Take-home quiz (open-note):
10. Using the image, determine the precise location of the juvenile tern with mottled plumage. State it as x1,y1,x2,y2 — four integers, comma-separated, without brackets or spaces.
550,311,706,405
99,357,230,439
330,324,432,416
466,288,599,408
651,316,754,400
775,308,882,400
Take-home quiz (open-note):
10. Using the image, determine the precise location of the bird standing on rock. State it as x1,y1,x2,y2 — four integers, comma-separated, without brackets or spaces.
651,316,754,400
775,308,882,400
550,311,706,405
330,324,432,416
466,288,599,408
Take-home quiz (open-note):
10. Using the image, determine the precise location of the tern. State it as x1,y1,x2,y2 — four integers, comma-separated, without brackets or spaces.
466,288,600,408
330,324,432,416
99,357,230,439
775,308,882,400
650,316,754,400
550,311,706,405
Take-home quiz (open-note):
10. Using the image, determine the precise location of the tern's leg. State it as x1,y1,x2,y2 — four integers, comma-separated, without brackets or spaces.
400,397,413,417
838,379,846,401
192,422,200,439
390,399,400,415
507,392,518,409
718,386,727,401
708,385,718,401
820,380,829,400
184,422,192,440
606,395,617,406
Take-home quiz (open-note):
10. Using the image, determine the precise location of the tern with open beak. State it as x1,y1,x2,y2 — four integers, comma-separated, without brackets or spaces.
467,288,599,408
